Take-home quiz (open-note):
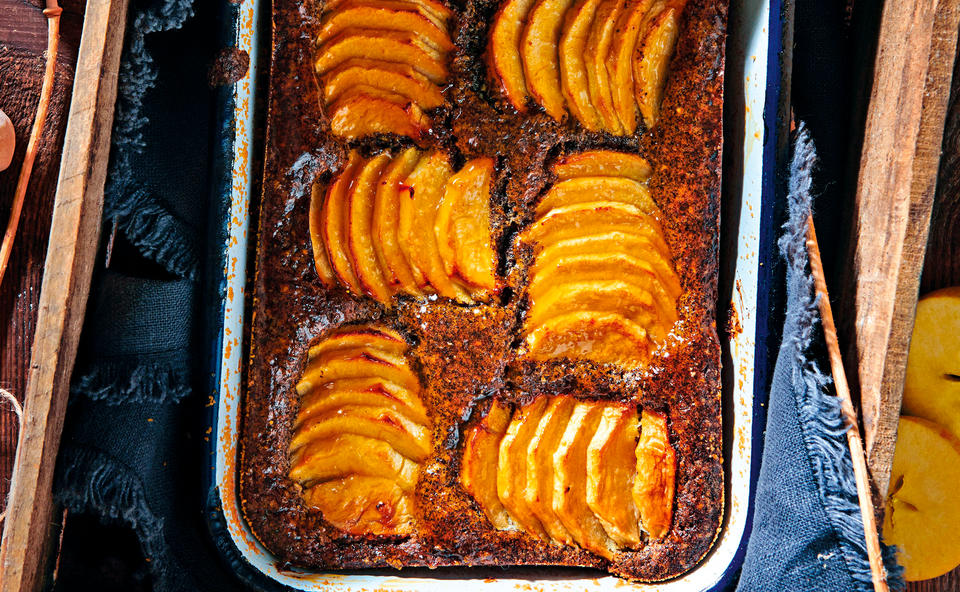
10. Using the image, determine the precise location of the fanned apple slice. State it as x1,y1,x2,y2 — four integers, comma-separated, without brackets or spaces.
606,0,657,133
633,6,680,129
315,28,448,84
526,280,659,340
320,59,445,109
295,378,428,427
322,151,364,295
328,87,430,142
497,396,550,540
316,6,453,53
289,433,419,491
525,311,651,367
521,0,575,120
487,0,539,112
435,157,497,294
324,0,453,29
401,152,471,301
460,401,516,530
585,0,626,132
534,232,681,299
587,404,641,548
634,409,676,539
307,325,407,360
522,202,665,249
309,183,336,285
289,405,432,461
559,0,605,131
552,401,616,558
534,177,658,217
347,153,393,304
524,395,577,545
302,475,416,536
373,147,425,293
552,150,651,182
298,349,421,393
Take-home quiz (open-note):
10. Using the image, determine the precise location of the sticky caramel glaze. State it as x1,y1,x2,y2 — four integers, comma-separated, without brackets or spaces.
240,0,724,581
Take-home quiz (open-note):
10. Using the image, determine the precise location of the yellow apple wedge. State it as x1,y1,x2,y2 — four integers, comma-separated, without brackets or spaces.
487,0,539,112
634,409,675,539
306,325,407,360
327,87,431,142
322,151,364,295
346,153,394,304
295,377,429,427
373,147,425,293
552,150,652,182
901,287,960,442
585,0,626,133
606,0,657,133
289,404,432,460
884,416,960,581
525,280,659,337
559,0,604,131
633,6,679,129
525,311,651,367
521,0,575,121
323,0,454,27
315,28,448,84
587,404,641,548
319,59,446,109
303,475,416,536
497,396,550,540
534,176,659,217
460,401,517,530
523,395,577,545
297,349,421,394
522,202,665,249
316,5,454,53
289,433,420,491
309,182,336,285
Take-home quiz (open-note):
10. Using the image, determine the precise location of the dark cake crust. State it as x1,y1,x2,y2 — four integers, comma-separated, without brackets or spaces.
239,0,726,581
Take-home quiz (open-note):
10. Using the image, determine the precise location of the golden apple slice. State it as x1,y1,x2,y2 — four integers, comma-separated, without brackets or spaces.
606,0,657,133
902,287,960,442
309,182,337,285
497,396,550,540
633,6,679,129
552,150,651,182
526,280,659,339
289,405,432,461
315,28,448,84
289,433,419,491
347,153,394,303
487,0,539,112
520,0,575,121
373,147,426,293
525,311,651,367
523,395,577,545
302,475,416,536
327,87,431,142
298,349,420,393
400,151,471,301
319,58,445,109
559,0,604,131
587,404,641,547
585,0,626,132
306,325,407,361
322,151,364,295
295,378,428,427
884,416,960,581
435,157,497,293
522,202,665,249
534,177,658,217
460,401,516,530
323,0,454,27
316,6,453,53
552,401,616,558
633,409,675,539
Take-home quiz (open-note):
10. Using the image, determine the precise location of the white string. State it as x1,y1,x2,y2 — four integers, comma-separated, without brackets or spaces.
0,388,24,526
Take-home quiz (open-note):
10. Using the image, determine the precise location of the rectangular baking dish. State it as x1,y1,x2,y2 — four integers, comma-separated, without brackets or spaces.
204,0,786,587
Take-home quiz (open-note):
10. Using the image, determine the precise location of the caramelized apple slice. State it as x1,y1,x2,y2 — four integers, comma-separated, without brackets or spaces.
316,6,453,53
523,202,665,249
487,0,539,112
526,280,659,340
435,157,497,293
552,150,651,182
534,177,658,217
298,349,421,393
328,87,430,142
347,153,393,303
606,0,657,133
401,152,471,301
552,401,616,558
634,409,676,538
497,396,550,540
460,401,516,530
289,433,419,491
309,183,336,285
289,405,431,461
322,151,364,294
324,0,454,29
303,475,416,536
373,147,426,293
306,325,407,360
315,28,448,84
320,59,445,109
521,0,575,121
587,404,641,547
295,378,429,427
523,395,577,545
559,0,604,131
525,311,651,367
585,0,626,132
633,6,679,129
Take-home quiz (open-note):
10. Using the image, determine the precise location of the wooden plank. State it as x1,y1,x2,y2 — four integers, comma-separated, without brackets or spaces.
842,0,960,502
0,1,130,590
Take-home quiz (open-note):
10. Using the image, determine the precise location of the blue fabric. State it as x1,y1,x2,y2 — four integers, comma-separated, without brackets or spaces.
736,126,904,591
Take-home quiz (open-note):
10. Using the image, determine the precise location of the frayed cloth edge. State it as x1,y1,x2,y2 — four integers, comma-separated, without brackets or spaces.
71,360,191,404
